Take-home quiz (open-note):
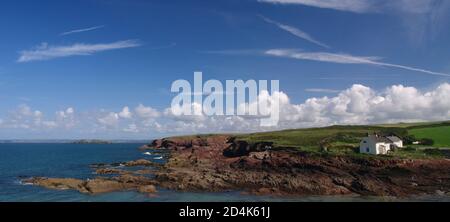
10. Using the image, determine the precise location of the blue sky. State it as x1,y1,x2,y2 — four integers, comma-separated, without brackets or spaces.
0,0,449,139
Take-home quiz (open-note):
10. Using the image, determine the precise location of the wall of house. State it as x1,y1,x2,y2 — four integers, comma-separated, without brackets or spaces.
393,141,403,148
360,137,401,155
360,138,377,155
375,143,390,155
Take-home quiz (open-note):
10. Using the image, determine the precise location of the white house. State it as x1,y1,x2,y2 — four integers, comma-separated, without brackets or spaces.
359,134,403,155
387,136,403,148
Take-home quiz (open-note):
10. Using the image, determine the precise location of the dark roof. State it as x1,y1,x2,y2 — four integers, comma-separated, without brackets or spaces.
368,135,393,143
387,136,402,142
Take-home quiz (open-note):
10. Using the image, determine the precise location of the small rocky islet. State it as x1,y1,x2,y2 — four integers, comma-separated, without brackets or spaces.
23,135,450,198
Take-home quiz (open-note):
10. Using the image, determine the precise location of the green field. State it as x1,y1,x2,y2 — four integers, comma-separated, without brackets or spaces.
375,120,450,128
233,122,449,159
409,126,450,147
170,121,449,159
235,125,409,156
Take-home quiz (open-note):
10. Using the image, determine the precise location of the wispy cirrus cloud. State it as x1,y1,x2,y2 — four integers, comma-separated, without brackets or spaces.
259,15,329,48
17,40,141,63
258,0,373,13
257,0,448,15
258,0,450,45
305,88,340,93
265,49,450,77
60,25,105,36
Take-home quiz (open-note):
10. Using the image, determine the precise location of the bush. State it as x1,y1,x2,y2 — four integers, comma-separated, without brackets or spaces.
420,138,434,146
334,133,361,143
403,135,417,145
404,146,416,152
423,149,442,156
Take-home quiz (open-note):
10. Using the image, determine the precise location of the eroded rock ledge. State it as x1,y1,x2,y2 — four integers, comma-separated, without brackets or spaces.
23,175,156,194
22,159,160,195
23,135,450,197
150,135,450,197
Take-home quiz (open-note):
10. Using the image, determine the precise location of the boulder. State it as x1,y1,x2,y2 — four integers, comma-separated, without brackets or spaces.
138,185,157,193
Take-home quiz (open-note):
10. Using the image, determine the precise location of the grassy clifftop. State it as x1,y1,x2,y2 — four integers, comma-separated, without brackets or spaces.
166,121,449,159
234,121,450,159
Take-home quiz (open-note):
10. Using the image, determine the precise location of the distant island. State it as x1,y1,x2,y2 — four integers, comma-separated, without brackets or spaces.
71,139,113,144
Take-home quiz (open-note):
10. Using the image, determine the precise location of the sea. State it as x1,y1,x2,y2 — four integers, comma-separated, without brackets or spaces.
0,143,448,202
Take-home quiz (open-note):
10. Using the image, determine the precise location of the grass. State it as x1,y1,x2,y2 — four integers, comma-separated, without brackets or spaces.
234,123,448,159
166,121,449,160
408,126,450,147
235,125,409,158
375,120,450,128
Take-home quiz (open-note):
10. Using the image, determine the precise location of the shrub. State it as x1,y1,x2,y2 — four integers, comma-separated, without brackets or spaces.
404,147,416,152
420,138,434,146
403,135,417,145
423,149,442,156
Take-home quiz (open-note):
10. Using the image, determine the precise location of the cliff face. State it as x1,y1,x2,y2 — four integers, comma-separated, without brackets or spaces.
150,135,450,197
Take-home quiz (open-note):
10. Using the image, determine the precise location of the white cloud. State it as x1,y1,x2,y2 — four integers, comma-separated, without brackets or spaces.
258,0,450,45
257,0,442,14
97,112,119,128
258,0,373,13
2,83,449,136
56,107,76,128
265,49,450,77
3,105,50,129
118,106,133,119
135,104,160,119
260,16,329,48
60,25,105,36
157,82,450,133
281,83,450,127
16,104,35,117
305,88,340,93
17,40,141,63
123,123,139,133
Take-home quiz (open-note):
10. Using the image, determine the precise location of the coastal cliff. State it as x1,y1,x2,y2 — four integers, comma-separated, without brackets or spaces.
23,132,450,197
148,135,450,197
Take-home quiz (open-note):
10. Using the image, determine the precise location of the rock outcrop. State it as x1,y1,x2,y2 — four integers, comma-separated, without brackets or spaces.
23,174,157,195
150,136,450,197
23,135,450,197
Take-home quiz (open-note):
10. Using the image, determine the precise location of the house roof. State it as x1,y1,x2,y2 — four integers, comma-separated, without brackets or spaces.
387,136,402,143
368,135,393,143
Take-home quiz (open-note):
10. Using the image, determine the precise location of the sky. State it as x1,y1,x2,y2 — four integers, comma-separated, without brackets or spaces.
0,0,449,139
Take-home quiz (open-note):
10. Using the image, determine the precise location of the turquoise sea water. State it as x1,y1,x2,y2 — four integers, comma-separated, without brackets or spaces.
0,143,448,202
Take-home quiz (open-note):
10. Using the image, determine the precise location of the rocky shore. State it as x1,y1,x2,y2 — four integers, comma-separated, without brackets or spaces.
148,136,450,196
23,135,450,197
22,159,159,195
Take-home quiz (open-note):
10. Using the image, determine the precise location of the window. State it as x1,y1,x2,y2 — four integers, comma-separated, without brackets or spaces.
363,141,367,143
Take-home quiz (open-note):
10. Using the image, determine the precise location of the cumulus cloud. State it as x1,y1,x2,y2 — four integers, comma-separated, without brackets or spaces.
1,104,58,130
17,40,141,62
278,83,450,127
118,106,133,119
56,107,76,128
1,83,449,136
135,104,160,119
123,123,139,133
265,49,450,77
97,112,120,128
